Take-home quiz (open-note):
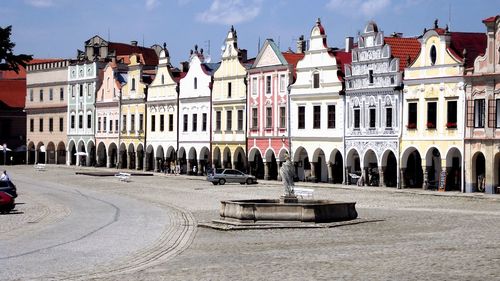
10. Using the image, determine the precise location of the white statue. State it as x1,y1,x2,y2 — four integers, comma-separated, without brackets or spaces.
280,154,295,196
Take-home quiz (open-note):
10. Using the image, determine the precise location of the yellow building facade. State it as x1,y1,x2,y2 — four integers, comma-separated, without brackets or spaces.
401,21,482,191
211,26,249,171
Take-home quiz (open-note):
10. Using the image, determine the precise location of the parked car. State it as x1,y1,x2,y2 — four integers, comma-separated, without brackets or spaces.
0,180,17,214
207,169,257,185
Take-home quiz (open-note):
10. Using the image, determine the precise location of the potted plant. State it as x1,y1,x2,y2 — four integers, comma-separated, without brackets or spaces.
427,122,436,129
406,123,416,129
446,122,457,128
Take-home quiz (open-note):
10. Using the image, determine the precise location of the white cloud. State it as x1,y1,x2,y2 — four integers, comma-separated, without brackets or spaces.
326,0,391,17
196,0,262,25
145,0,159,10
25,0,55,7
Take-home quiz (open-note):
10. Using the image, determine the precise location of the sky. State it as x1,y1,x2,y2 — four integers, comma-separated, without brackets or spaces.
0,0,495,66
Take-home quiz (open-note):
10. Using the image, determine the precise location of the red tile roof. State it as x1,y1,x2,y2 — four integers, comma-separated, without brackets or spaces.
384,37,421,71
448,32,487,68
27,58,64,65
282,52,305,80
0,79,26,108
108,42,158,66
483,15,499,23
332,50,352,82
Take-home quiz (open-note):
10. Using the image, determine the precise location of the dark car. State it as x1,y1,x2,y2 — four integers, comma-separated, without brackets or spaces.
207,169,257,185
0,180,17,213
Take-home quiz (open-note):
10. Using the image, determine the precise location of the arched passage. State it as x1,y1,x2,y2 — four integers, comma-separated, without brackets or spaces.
381,150,397,187
495,152,500,190
425,147,441,189
213,147,221,169
36,142,46,164
363,149,378,186
136,144,144,170
346,149,361,185
166,146,176,172
177,147,187,174
77,140,86,166
145,145,154,171
199,146,210,175
329,149,343,184
27,141,36,164
68,141,76,165
472,152,486,193
108,142,118,168
402,148,423,188
87,141,96,167
223,147,232,169
119,143,127,169
97,142,107,167
188,147,197,175
265,148,278,180
156,145,165,172
293,147,310,182
312,148,327,183
445,147,461,191
127,143,135,170
234,146,246,172
46,142,55,164
56,141,66,165
249,148,264,179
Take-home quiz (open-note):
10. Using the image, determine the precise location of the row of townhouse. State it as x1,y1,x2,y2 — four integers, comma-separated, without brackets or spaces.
25,16,500,193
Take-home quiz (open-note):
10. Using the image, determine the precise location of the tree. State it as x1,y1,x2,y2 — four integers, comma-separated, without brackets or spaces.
0,25,32,74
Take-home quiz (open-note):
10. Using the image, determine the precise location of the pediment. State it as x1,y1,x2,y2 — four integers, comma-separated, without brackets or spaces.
255,44,283,68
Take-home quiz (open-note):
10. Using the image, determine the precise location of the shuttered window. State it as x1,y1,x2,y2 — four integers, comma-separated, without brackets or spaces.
488,97,496,128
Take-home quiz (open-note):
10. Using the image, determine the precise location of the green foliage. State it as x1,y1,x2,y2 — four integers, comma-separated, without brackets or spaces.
0,25,32,73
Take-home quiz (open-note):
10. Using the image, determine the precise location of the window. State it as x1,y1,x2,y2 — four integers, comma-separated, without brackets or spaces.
169,114,173,131
202,113,207,131
430,45,437,65
183,114,188,132
327,105,335,128
427,102,437,129
368,70,374,84
98,117,102,131
266,76,271,94
447,101,457,128
161,74,164,85
228,82,232,98
474,99,485,128
216,111,221,131
194,77,197,89
252,108,258,129
369,108,376,128
71,115,75,129
49,88,53,101
313,105,321,129
39,118,43,132
313,72,319,88
354,107,360,129
266,107,272,128
103,117,107,132
30,118,34,132
109,119,113,133
79,115,83,129
226,110,232,131
131,78,136,91
60,88,64,101
298,106,305,129
496,99,500,128
30,89,33,101
59,117,64,132
139,114,143,131
122,114,127,131
252,77,257,95
279,106,286,128
192,113,197,131
71,86,75,98
160,115,164,132
87,113,92,129
130,114,135,131
386,108,393,128
79,84,83,97
40,89,44,102
408,103,417,129
237,110,243,131
49,118,53,132
279,74,286,92
151,115,156,132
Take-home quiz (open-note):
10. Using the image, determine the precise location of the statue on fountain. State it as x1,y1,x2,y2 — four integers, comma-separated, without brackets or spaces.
280,153,295,197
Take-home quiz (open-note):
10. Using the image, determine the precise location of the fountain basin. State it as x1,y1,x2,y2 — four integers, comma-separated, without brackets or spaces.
219,199,357,223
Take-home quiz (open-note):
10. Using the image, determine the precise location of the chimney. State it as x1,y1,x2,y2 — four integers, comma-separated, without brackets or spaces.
238,49,247,62
130,40,138,46
345,37,354,52
180,61,189,73
296,35,306,53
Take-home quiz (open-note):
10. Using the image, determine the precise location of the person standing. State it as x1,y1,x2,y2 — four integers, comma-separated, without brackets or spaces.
0,170,10,181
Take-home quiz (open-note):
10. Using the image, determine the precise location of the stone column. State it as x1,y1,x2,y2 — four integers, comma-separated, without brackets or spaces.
309,162,316,182
277,161,282,181
363,167,369,186
378,166,385,187
423,166,429,190
327,162,333,183
136,153,141,170
400,168,406,189
345,167,350,185
197,160,204,176
186,160,192,175
264,162,270,180
107,154,113,168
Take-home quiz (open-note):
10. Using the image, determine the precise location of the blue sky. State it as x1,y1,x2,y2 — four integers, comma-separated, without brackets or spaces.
0,0,495,66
